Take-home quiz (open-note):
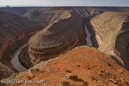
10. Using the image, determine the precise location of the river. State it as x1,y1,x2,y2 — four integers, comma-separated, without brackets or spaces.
85,25,93,47
11,43,27,72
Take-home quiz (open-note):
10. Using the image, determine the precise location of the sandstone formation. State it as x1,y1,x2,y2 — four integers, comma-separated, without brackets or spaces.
23,10,71,25
0,62,13,80
90,11,129,70
7,46,129,86
28,12,86,64
0,10,45,66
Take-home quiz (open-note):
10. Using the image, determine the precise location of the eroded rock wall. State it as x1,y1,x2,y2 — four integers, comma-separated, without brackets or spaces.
116,31,129,69
0,28,43,66
29,28,86,63
0,10,45,66
90,11,129,69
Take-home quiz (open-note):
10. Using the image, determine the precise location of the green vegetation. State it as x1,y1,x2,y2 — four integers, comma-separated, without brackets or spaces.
62,81,69,86
91,76,95,80
15,46,19,51
90,35,95,47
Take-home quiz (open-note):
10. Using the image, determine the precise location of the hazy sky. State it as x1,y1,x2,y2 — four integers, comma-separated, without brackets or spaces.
0,0,129,7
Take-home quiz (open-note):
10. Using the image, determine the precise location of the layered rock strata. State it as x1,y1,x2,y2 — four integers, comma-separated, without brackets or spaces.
28,13,86,64
90,11,129,69
23,10,71,25
0,10,45,66
19,47,33,68
23,7,129,25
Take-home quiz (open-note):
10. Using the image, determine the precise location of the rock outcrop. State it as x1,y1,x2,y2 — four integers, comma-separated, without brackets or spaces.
0,62,13,80
6,46,129,86
90,11,129,70
28,12,86,64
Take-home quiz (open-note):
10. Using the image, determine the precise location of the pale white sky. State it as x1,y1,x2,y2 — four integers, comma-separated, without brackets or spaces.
0,0,129,7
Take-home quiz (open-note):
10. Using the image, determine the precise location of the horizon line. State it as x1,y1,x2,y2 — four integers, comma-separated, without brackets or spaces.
0,5,129,8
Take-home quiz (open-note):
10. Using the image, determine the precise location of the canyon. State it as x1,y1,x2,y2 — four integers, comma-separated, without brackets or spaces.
0,6,129,86
0,10,44,62
0,10,45,79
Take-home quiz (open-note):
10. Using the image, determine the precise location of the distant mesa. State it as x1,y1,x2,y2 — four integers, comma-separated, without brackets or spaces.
6,5,10,8
23,10,71,24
